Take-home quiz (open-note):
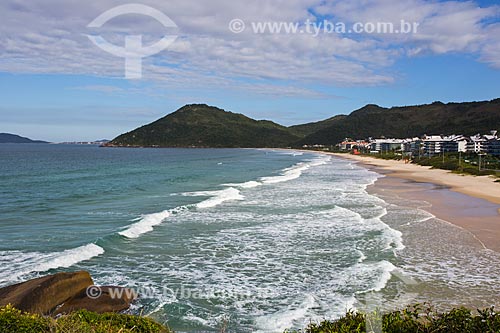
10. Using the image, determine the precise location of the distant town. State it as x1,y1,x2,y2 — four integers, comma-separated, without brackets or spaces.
305,130,500,157
59,140,110,145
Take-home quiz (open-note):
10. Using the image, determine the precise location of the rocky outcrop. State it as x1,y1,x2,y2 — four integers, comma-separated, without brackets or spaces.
53,286,136,315
0,271,136,316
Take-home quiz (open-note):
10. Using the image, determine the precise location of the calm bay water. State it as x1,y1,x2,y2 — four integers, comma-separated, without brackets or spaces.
1,144,499,332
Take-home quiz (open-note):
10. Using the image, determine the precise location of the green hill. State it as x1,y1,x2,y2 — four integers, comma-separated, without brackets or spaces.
288,115,347,137
108,104,301,148
296,99,500,146
107,99,500,148
0,133,47,143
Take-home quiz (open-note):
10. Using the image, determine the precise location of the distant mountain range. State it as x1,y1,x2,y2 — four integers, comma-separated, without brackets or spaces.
0,133,47,144
296,99,500,145
106,99,500,148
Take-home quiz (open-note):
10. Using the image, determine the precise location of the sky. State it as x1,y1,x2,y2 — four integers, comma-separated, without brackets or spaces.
0,0,499,142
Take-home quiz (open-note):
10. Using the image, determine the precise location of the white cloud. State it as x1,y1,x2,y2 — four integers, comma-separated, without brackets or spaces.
316,0,499,57
0,0,498,97
479,23,500,69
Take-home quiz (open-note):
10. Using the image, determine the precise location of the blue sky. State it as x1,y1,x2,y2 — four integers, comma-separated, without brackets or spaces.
0,0,499,142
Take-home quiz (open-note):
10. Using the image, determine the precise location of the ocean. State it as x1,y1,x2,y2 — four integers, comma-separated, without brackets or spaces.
1,144,499,332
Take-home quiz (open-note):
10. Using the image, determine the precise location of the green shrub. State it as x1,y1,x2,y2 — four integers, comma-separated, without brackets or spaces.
461,167,497,176
0,305,50,333
287,311,366,333
289,305,500,333
438,160,459,170
416,158,432,166
0,305,170,333
383,305,425,332
59,310,169,333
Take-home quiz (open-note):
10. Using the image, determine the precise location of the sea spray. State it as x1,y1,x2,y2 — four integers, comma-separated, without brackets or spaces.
0,244,104,285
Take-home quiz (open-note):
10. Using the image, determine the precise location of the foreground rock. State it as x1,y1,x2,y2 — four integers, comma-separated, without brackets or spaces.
0,271,136,316
53,285,136,316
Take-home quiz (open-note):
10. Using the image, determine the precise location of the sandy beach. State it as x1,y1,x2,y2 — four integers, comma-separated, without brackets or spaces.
329,153,500,205
328,153,500,252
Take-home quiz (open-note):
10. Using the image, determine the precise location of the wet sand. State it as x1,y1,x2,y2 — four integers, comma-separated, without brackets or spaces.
371,175,500,252
329,153,500,252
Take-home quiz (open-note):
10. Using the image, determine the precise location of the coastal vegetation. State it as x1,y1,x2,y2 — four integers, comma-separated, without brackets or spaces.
355,151,500,178
296,99,500,146
107,104,301,148
106,99,500,149
288,114,347,137
3,304,500,333
416,153,500,177
288,304,500,333
0,305,170,333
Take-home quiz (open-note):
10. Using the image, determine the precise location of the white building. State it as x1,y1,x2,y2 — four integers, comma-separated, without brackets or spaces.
466,134,487,153
422,135,467,155
466,130,499,155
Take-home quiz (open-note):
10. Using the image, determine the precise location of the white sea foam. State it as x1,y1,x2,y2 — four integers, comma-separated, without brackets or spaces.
345,260,397,297
96,153,412,331
182,187,244,209
261,156,330,185
13,148,500,332
369,260,397,292
255,294,317,333
332,205,405,253
119,206,189,239
223,156,330,189
120,188,245,239
383,227,406,251
356,249,367,263
261,149,304,156
34,243,104,272
119,210,173,239
184,313,230,327
261,164,308,184
0,243,104,286
368,207,405,252
222,181,262,189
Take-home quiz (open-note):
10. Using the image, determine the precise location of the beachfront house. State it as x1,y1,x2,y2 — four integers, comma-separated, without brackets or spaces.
338,139,358,151
338,139,370,152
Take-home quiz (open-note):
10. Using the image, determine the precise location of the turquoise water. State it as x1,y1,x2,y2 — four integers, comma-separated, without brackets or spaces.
0,144,401,331
3,144,498,332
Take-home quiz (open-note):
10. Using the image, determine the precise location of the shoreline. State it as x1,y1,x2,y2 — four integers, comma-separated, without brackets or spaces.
325,152,500,252
328,153,500,205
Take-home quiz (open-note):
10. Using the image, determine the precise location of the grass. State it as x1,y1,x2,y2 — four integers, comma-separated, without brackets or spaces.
0,304,170,333
287,304,500,333
3,303,500,333
304,147,500,178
